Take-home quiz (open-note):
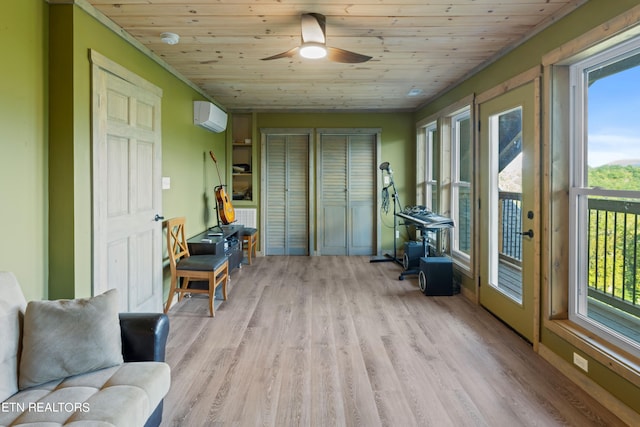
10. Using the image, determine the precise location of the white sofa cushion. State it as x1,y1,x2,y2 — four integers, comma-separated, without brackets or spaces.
0,272,27,402
19,289,124,390
0,361,170,427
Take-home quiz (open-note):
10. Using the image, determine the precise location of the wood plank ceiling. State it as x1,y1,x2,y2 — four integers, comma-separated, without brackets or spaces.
85,0,585,112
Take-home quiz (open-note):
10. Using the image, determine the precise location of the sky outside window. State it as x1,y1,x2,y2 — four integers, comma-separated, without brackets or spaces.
588,58,640,167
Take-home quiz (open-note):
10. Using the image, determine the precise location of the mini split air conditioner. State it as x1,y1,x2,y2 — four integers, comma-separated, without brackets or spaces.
193,101,228,133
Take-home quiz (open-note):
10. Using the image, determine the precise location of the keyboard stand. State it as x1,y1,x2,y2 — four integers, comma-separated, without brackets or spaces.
395,210,454,281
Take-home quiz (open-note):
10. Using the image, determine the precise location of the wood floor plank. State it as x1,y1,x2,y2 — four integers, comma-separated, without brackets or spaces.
160,256,630,427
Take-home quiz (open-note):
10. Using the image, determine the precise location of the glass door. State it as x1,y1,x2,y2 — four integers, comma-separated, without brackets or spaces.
478,80,539,343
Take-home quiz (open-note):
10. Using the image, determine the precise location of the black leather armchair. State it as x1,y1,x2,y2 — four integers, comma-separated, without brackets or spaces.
119,313,170,427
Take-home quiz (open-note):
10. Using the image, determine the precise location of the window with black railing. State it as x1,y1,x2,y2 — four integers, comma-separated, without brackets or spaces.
569,35,640,355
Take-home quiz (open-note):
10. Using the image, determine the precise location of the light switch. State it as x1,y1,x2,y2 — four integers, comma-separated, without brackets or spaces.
162,177,171,190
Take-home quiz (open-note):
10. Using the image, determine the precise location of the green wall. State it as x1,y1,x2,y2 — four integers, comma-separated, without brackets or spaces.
0,0,48,301
256,112,415,253
414,0,640,414
48,3,227,299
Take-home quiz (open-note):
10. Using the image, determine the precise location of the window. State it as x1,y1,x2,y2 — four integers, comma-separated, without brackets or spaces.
569,35,640,356
422,122,438,209
451,109,472,264
416,97,473,271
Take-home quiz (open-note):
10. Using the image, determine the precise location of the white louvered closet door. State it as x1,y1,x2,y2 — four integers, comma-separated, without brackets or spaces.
319,133,376,255
264,134,309,255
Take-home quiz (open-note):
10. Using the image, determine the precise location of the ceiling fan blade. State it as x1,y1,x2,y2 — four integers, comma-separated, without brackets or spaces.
301,13,326,44
326,46,372,63
261,47,299,61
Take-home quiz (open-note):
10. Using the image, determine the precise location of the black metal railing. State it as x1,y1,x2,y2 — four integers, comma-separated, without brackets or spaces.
458,186,472,255
499,192,522,264
588,198,640,314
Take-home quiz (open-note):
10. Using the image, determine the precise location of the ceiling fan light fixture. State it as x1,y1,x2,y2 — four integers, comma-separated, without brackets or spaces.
299,42,327,59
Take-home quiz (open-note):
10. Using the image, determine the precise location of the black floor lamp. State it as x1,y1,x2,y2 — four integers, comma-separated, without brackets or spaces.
370,161,403,265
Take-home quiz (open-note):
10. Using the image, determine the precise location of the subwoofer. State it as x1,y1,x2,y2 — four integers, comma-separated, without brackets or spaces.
418,256,455,296
402,241,424,270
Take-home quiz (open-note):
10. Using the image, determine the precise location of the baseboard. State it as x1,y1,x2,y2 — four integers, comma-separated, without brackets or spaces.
538,343,639,425
459,282,475,302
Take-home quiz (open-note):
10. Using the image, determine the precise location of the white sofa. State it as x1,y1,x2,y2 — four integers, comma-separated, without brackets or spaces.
0,271,171,427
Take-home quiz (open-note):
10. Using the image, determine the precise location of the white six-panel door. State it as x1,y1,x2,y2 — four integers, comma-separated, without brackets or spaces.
91,51,163,312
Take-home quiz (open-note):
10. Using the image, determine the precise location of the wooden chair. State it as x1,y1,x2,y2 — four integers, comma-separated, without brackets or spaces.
241,228,258,265
164,217,228,317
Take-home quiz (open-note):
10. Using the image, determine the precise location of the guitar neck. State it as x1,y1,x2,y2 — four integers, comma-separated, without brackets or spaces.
209,151,224,185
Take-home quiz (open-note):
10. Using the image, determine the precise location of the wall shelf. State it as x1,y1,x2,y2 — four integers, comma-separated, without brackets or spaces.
230,114,253,202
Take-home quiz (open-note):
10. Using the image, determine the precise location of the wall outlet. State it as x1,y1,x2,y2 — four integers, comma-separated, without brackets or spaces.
573,352,589,372
383,175,390,186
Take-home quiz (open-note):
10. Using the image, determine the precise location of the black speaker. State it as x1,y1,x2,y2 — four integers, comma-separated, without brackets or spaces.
418,256,455,296
403,241,425,270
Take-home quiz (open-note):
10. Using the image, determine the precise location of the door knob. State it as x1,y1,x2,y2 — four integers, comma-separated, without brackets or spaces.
154,214,165,222
518,229,534,238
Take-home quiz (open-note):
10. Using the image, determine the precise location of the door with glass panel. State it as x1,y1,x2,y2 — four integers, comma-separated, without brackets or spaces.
478,80,539,343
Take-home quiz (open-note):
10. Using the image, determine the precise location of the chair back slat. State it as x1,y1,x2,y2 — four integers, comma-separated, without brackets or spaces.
166,217,190,269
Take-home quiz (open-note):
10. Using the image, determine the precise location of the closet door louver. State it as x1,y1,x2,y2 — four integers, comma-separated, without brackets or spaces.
265,134,309,255
319,133,375,255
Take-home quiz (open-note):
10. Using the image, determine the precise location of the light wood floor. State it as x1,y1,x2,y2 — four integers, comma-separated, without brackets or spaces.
160,256,627,426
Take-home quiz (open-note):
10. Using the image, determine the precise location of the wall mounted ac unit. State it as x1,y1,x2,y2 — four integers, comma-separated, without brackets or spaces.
193,101,228,133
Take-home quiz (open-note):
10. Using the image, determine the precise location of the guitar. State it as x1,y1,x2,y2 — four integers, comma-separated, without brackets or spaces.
209,151,236,225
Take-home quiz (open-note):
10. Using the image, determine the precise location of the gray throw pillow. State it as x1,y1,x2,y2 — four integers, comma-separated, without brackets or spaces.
18,289,123,390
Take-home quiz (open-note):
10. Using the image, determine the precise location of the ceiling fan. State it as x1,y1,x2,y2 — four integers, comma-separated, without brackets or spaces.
261,13,372,63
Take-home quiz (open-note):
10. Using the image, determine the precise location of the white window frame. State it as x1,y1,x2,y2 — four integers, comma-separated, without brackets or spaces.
416,117,438,210
423,122,437,209
451,108,472,267
569,35,640,356
417,95,474,273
